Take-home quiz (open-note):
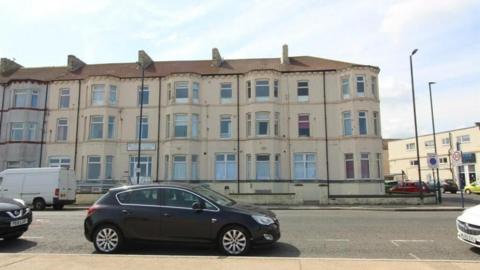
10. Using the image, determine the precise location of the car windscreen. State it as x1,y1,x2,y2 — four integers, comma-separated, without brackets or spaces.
192,186,236,207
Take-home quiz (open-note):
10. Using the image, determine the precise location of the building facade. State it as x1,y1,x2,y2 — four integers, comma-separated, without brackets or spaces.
1,46,385,201
388,124,480,186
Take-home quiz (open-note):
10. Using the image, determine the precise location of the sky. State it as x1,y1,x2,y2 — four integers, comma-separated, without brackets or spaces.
0,0,479,139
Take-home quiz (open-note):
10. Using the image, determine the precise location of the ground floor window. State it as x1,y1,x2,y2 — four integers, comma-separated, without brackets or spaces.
361,153,370,179
215,153,236,180
173,155,187,180
345,153,354,179
49,156,71,169
256,154,270,180
129,156,152,184
191,155,199,180
87,156,101,180
294,153,316,179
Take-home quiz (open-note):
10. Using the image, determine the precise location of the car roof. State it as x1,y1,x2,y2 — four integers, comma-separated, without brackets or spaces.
109,182,204,192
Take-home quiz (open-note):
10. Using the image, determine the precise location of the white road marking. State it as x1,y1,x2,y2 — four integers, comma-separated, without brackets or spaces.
307,238,350,242
409,253,420,260
20,236,44,239
390,240,434,247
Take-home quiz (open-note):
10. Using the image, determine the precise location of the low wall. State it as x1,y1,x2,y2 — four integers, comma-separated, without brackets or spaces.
329,195,436,205
76,193,103,205
229,193,301,205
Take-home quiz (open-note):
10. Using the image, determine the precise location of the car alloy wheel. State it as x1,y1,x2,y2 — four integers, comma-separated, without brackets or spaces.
94,226,121,253
221,228,249,255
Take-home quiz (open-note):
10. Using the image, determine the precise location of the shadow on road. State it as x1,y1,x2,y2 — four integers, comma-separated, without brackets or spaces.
469,247,480,255
0,239,38,252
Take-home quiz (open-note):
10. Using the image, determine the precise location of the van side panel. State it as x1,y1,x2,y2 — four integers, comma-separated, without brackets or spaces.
59,170,77,202
1,173,24,200
21,171,58,205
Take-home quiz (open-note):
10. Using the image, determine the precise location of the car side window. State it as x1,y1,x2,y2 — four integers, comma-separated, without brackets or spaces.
117,189,160,206
162,189,201,208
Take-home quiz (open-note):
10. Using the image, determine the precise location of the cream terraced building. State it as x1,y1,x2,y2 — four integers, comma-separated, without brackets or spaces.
0,46,385,202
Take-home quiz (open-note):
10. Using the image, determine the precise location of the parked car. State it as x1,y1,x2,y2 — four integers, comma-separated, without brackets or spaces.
0,167,76,210
0,197,33,241
456,204,480,248
84,184,280,255
388,181,430,194
441,179,459,194
464,182,480,195
384,180,399,193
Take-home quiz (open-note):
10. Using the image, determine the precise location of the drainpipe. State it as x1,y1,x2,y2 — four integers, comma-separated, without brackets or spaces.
136,67,146,185
73,80,81,171
155,76,162,182
236,75,240,193
38,82,49,167
0,84,5,141
322,71,330,198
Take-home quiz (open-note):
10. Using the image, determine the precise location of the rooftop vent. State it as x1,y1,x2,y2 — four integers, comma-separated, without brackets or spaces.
67,55,86,72
281,44,290,65
138,50,153,69
212,48,223,67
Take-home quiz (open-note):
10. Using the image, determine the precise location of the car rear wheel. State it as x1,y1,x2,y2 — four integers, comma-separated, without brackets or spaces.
465,189,472,195
219,226,250,256
33,198,46,210
2,233,23,241
93,225,123,253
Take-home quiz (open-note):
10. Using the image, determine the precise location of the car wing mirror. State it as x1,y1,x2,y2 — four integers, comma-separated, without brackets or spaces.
192,202,203,211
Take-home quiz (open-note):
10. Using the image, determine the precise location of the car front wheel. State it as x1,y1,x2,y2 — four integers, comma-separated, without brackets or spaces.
219,226,250,256
93,225,123,253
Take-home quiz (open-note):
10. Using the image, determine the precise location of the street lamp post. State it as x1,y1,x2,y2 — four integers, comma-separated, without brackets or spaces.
136,66,146,185
428,82,442,203
409,49,423,199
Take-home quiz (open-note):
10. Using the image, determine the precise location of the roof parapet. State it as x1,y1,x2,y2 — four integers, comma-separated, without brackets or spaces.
211,48,223,67
1,58,22,76
281,44,290,65
67,55,86,72
138,50,153,69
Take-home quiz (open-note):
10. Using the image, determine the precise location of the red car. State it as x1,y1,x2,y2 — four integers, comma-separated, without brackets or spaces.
389,181,430,194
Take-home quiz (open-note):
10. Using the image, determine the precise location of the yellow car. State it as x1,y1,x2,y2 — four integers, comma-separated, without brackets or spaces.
464,182,480,194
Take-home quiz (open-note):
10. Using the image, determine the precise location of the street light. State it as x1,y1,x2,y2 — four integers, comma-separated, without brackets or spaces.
409,49,423,199
428,82,441,203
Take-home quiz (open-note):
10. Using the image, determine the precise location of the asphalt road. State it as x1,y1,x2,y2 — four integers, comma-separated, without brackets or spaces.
1,209,479,260
440,192,480,207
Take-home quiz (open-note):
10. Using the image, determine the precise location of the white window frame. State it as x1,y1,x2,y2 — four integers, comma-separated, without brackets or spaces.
356,75,365,97
174,114,188,138
175,81,189,104
274,80,279,98
342,111,352,136
215,153,236,180
255,80,269,102
107,116,116,139
297,80,309,102
25,122,37,141
109,85,118,106
255,112,269,136
298,114,310,137
358,111,368,135
173,155,187,180
361,153,370,179
56,118,68,141
371,76,377,98
105,155,114,179
136,116,149,139
220,115,232,138
442,137,450,145
166,114,170,138
91,84,105,106
220,82,232,104
275,154,281,180
191,155,199,180
89,116,104,139
341,76,350,99
345,153,355,179
406,143,416,151
48,156,71,169
87,156,101,180
59,88,70,108
274,112,280,136
192,82,200,104
137,86,149,106
192,114,199,139
457,135,471,144
256,154,271,180
294,153,316,180
246,113,252,137
373,111,379,136
129,156,152,182
10,122,24,141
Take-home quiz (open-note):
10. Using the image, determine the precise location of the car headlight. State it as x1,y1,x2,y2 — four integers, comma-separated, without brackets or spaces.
252,215,275,226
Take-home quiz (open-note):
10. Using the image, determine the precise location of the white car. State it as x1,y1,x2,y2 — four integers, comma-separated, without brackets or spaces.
457,204,480,248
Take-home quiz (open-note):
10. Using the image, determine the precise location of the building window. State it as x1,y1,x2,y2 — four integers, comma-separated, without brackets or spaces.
136,116,149,139
173,155,187,180
406,143,416,151
192,114,199,139
275,154,281,179
439,157,448,164
215,153,236,180
256,154,270,180
59,88,70,108
10,123,24,140
175,82,189,103
247,81,252,99
56,118,68,141
129,156,152,182
345,153,354,179
255,80,269,102
343,111,352,136
256,112,269,136
358,111,368,135
294,153,316,179
166,114,170,138
220,83,232,104
376,153,381,178
49,156,70,169
246,113,252,137
192,82,200,103
356,75,365,96
109,85,117,105
371,76,377,97
220,115,232,138
167,83,172,102
6,161,21,169
297,81,309,102
13,89,38,108
341,77,350,99
25,123,37,141
164,155,169,180
87,156,101,180
89,116,103,139
361,153,370,179
410,160,419,166
246,154,252,180
298,114,310,137
442,137,450,145
373,112,379,136
174,114,188,137
424,140,434,148
191,155,199,180
274,80,279,98
274,112,280,136
457,135,470,144
107,116,116,139
137,86,149,105
91,85,105,105
105,156,113,179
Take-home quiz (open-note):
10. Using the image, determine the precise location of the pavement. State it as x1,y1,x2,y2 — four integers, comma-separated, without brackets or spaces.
0,253,479,270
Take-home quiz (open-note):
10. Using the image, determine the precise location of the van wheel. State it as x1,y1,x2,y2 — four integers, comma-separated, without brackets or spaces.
33,198,46,210
218,226,251,256
53,204,64,210
93,225,123,253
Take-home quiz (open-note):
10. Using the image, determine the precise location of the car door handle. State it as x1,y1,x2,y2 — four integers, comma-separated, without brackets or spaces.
121,209,130,214
163,213,172,217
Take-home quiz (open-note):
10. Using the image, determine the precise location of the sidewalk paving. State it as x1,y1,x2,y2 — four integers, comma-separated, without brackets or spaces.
0,253,478,270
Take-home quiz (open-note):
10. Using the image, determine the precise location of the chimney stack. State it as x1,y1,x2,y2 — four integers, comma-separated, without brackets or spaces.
67,55,86,72
138,50,153,69
281,44,290,65
212,48,223,67
0,58,22,76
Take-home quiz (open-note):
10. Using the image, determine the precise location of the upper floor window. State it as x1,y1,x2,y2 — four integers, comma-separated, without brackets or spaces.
457,135,470,144
255,80,269,102
247,80,252,99
192,82,200,103
342,111,352,136
406,143,416,150
256,112,269,136
246,113,252,137
373,112,379,136
107,116,116,139
297,81,309,102
298,114,310,137
371,76,377,97
137,86,149,105
14,89,38,108
136,116,149,139
341,77,350,99
220,83,232,104
274,80,279,98
174,114,188,137
294,153,316,179
175,82,189,103
192,114,199,139
91,85,105,105
56,118,68,141
10,123,25,141
220,115,232,138
109,85,118,105
424,140,434,148
165,115,170,138
215,153,236,180
358,111,368,135
59,88,70,108
274,112,280,136
442,137,450,145
89,116,103,139
410,160,419,166
356,75,365,97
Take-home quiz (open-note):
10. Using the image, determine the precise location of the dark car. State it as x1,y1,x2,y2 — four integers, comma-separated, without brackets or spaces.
84,184,280,255
441,179,458,194
389,181,430,194
0,197,33,241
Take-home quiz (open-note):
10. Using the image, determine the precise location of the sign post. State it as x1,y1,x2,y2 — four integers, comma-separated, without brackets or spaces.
427,153,439,203
451,147,464,208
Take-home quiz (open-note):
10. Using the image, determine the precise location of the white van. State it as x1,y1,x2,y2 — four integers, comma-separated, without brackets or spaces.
0,167,76,210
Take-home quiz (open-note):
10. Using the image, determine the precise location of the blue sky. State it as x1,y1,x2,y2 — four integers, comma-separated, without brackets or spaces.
1,0,479,138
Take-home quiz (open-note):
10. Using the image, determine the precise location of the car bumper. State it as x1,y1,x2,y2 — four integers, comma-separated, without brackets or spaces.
251,222,281,245
457,232,480,248
84,217,94,242
0,214,33,238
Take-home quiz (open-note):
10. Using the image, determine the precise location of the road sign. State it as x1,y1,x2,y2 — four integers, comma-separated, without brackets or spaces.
451,151,463,166
427,153,439,169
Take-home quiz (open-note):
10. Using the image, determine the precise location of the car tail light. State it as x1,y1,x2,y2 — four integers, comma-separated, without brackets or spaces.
54,188,59,197
87,205,98,217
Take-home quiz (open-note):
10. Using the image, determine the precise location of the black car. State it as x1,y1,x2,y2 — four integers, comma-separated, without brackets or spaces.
442,179,459,194
0,197,33,241
84,184,280,255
